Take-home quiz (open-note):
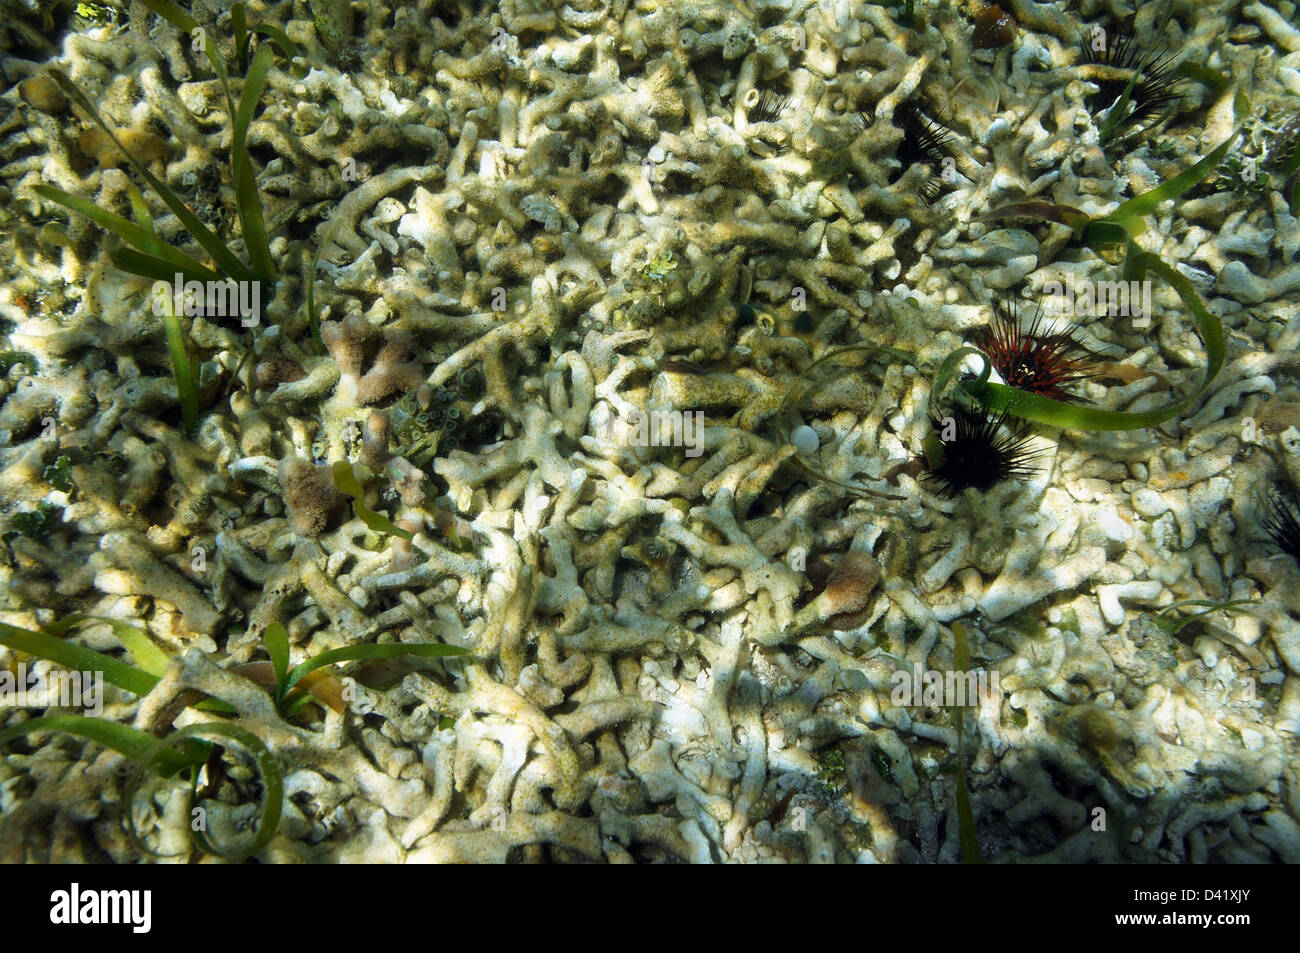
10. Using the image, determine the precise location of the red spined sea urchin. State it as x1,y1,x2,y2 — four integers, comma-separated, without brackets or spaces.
972,296,1099,403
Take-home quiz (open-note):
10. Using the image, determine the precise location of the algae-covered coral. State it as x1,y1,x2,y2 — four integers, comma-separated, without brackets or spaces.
1,0,1300,864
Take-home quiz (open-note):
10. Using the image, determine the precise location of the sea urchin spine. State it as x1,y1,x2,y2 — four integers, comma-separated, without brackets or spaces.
748,89,791,124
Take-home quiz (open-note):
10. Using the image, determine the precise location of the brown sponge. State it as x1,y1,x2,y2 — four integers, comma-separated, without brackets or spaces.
279,457,348,535
321,317,425,406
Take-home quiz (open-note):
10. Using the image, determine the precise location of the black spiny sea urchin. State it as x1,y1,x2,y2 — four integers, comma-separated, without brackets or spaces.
894,98,952,166
1081,26,1182,140
868,98,954,201
1262,479,1300,560
923,405,1042,497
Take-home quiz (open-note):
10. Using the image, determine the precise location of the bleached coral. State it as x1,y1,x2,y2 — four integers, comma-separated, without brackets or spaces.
1,0,1298,865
